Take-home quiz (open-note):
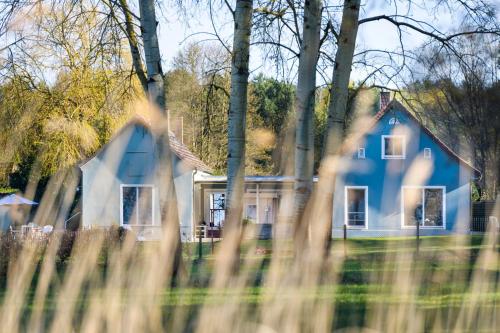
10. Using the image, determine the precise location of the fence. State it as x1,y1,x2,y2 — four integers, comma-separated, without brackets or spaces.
471,201,499,232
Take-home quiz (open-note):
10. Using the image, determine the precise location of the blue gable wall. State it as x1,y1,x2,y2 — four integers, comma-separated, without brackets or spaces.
332,105,472,237
81,122,194,241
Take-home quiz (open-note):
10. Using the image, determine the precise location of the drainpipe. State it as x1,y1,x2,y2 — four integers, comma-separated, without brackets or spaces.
191,169,196,242
256,183,260,224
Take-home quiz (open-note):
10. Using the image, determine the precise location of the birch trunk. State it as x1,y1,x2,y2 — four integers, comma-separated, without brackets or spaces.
294,0,322,220
119,0,148,91
320,0,361,251
226,0,253,216
323,0,361,156
139,0,182,278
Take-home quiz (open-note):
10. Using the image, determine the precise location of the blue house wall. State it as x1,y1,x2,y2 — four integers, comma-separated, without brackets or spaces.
332,104,473,237
80,122,195,241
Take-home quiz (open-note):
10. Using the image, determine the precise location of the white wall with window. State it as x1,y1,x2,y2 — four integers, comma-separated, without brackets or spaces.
401,186,445,228
381,135,406,159
344,186,368,228
120,184,155,226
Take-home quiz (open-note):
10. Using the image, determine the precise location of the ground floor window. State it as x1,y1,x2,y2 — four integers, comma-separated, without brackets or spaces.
121,185,154,226
209,192,225,227
402,186,444,228
345,186,368,227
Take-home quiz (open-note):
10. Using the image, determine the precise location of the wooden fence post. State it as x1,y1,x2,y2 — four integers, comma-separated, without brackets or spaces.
343,224,347,256
198,226,203,260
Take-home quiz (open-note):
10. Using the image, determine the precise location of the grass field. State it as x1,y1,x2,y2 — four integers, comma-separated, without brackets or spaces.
0,234,498,332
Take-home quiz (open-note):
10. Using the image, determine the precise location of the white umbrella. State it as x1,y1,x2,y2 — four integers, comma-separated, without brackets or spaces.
0,194,38,206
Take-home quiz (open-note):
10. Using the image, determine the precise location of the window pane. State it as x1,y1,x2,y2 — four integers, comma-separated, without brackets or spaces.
212,193,225,209
347,189,366,226
245,205,257,222
122,187,137,225
138,187,153,225
403,188,422,226
384,137,403,156
424,189,443,226
210,193,225,227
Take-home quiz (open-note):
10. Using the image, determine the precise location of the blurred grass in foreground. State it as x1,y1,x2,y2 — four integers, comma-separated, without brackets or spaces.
0,235,498,332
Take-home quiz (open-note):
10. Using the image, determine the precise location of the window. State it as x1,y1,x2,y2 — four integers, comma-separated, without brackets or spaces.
389,117,400,125
121,185,154,226
245,204,257,222
382,135,405,159
402,187,445,228
358,147,366,159
209,193,225,227
423,148,431,159
345,187,368,227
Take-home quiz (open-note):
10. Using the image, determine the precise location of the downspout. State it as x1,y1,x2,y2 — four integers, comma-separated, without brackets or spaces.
191,169,196,242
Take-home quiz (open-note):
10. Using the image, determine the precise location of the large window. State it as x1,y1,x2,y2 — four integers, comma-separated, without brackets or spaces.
402,186,445,228
345,187,368,227
382,135,405,159
121,185,154,226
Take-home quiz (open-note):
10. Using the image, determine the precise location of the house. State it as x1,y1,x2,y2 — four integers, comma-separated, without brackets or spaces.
79,118,211,241
331,100,478,237
80,98,478,240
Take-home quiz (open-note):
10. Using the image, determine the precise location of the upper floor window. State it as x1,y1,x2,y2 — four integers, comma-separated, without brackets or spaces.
423,148,431,159
389,117,400,125
382,135,405,159
358,147,365,159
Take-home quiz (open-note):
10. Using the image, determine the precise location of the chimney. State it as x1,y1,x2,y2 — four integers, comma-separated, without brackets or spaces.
379,91,390,111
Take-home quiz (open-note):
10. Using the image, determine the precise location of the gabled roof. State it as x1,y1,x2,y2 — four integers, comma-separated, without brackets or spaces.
80,117,212,173
370,100,479,174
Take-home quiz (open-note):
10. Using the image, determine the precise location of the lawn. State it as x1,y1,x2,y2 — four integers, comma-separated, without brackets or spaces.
1,235,498,332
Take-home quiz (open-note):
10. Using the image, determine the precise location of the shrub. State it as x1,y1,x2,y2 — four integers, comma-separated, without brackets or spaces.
57,231,77,263
0,232,23,282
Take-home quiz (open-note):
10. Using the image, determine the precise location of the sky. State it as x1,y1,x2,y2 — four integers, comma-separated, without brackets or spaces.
154,1,464,87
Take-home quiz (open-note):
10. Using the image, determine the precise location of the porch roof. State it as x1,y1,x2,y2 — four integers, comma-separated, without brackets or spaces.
194,172,319,183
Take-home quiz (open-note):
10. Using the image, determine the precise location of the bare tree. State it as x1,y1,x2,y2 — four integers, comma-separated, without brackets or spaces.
293,0,322,224
226,0,254,222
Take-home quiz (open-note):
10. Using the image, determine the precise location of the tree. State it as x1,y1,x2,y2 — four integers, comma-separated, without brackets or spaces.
136,0,183,279
226,0,254,218
293,0,322,227
408,34,500,199
323,0,360,157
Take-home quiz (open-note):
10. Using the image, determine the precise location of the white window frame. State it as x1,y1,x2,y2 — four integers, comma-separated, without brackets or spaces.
357,147,366,159
344,186,368,229
120,184,156,227
423,148,431,159
401,185,446,229
381,135,406,159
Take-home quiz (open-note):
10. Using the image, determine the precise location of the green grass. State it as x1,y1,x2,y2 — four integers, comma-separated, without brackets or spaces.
1,235,498,331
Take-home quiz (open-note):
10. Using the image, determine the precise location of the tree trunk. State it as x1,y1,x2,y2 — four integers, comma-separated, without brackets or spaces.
226,0,253,216
319,0,361,252
294,0,321,228
139,0,182,280
324,0,361,157
139,0,165,109
119,0,148,91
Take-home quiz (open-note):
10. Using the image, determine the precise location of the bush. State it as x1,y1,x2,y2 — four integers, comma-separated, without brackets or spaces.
57,231,77,263
0,232,23,282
